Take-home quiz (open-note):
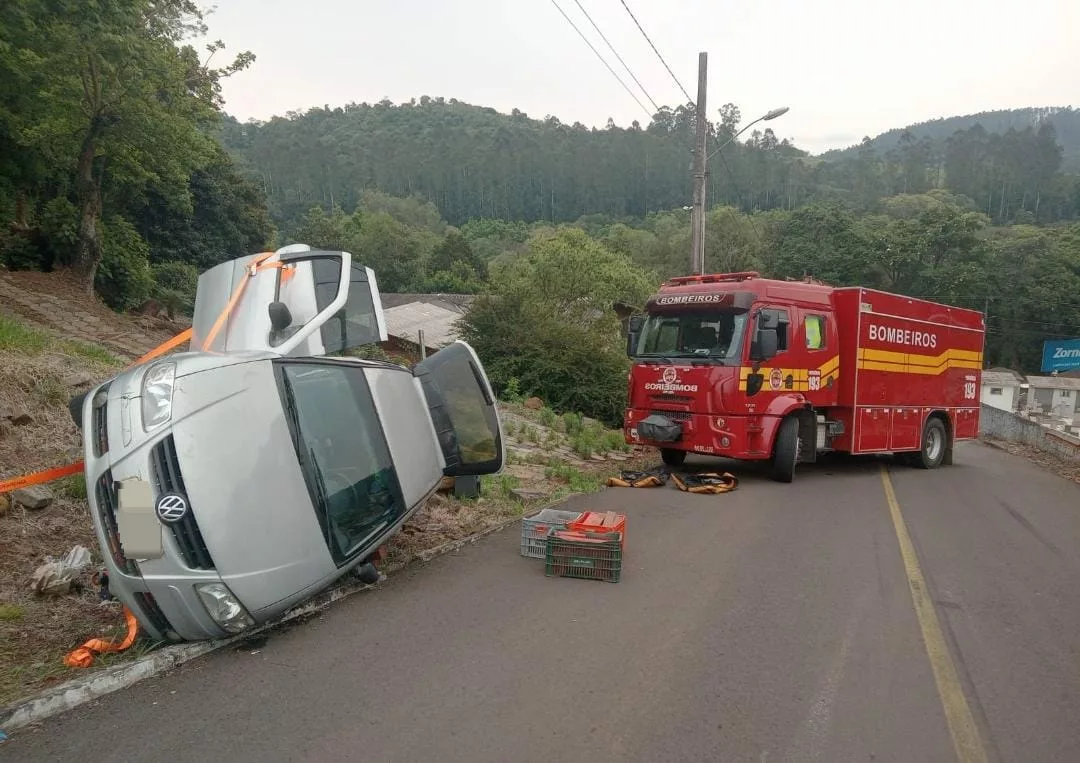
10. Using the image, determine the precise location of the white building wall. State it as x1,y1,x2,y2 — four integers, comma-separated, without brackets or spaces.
981,383,1017,412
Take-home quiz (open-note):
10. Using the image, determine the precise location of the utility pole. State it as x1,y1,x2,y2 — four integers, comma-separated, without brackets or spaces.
690,51,708,275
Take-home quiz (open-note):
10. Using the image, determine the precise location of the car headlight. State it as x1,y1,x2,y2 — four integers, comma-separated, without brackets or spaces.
195,582,255,634
141,362,176,431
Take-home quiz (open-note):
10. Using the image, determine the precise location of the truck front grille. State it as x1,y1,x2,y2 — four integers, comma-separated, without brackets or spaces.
649,393,694,404
150,435,215,571
95,471,139,575
650,409,692,422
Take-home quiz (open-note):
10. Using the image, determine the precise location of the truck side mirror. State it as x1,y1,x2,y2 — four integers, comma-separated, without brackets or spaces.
626,315,644,357
750,327,778,362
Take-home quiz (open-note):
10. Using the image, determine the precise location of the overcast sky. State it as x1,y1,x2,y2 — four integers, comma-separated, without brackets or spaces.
199,0,1078,154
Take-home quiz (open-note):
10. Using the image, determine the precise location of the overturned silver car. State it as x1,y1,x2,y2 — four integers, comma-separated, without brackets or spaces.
74,246,504,641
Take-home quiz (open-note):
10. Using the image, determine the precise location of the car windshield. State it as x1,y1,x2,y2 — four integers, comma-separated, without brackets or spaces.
634,310,747,363
276,360,404,565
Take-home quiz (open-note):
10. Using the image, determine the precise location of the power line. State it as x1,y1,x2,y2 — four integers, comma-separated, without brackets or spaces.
571,0,659,114
617,0,695,106
548,0,652,120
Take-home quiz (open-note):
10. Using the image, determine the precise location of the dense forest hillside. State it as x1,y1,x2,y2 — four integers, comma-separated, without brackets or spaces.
820,107,1080,171
219,99,1080,233
2,1,1080,424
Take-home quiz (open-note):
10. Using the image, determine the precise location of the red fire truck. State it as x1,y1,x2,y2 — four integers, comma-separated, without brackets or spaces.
623,272,985,482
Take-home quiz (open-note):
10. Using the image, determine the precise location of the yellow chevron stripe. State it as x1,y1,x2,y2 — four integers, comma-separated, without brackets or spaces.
817,355,840,377
738,367,840,391
858,359,981,375
858,347,983,365
738,354,841,381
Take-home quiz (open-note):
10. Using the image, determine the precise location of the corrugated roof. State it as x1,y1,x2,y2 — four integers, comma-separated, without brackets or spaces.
1026,375,1080,390
382,302,463,348
379,293,475,312
982,371,1022,387
986,367,1026,383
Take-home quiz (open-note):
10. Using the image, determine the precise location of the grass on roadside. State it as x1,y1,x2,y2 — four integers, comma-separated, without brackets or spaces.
0,314,125,708
0,313,121,367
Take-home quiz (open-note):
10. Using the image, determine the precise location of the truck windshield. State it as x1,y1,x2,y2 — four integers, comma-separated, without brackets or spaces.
634,311,747,362
276,360,405,565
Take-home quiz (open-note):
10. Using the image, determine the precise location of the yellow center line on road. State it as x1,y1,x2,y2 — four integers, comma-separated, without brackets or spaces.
879,465,989,763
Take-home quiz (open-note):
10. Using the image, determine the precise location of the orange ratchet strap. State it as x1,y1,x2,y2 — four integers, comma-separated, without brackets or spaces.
0,251,278,496
197,250,279,351
0,462,87,494
64,606,140,668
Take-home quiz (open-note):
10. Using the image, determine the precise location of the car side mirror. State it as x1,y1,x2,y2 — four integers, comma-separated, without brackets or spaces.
750,327,778,362
268,301,292,332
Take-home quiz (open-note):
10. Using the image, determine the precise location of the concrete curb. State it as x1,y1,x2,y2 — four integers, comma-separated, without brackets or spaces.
0,495,580,735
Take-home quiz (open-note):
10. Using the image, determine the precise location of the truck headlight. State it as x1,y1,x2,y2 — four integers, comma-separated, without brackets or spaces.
195,582,255,634
141,362,176,430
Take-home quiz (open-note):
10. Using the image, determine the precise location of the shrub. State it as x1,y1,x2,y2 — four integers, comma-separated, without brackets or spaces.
95,216,154,310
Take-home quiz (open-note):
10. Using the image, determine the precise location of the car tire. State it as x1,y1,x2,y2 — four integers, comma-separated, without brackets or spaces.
770,416,799,483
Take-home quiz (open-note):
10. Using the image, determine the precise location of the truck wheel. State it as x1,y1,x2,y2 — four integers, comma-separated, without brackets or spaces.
770,416,799,483
914,417,947,469
660,448,686,467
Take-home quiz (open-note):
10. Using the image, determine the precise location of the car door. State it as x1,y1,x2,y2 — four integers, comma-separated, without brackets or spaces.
190,246,387,357
412,341,505,477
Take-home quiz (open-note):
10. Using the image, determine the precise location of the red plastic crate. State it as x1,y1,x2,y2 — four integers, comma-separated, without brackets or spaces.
568,511,627,550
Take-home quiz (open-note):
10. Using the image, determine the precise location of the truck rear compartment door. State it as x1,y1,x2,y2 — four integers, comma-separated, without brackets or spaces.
889,407,921,450
857,407,890,452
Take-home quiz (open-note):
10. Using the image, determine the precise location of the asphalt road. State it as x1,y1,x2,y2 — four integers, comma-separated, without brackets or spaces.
5,442,1080,762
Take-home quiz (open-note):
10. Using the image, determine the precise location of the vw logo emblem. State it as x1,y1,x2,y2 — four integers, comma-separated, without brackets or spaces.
156,493,188,524
662,367,678,384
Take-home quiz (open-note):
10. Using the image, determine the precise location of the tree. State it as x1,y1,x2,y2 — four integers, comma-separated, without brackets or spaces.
459,228,654,425
5,0,253,291
429,231,483,277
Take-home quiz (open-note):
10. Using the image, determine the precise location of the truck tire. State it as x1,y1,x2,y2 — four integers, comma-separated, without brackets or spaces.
913,417,947,469
770,416,799,483
660,448,686,467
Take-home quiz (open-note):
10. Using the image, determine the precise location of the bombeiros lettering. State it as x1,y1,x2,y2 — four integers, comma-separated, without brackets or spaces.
656,294,724,305
868,323,938,349
644,367,699,393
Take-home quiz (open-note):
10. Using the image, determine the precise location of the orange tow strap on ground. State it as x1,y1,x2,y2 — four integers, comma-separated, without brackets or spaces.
0,461,87,494
64,606,140,668
671,471,740,494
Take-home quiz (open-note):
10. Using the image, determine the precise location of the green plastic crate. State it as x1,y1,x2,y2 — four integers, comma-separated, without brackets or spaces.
544,529,622,583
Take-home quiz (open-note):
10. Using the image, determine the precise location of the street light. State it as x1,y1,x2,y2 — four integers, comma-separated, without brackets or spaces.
705,105,789,163
696,106,789,274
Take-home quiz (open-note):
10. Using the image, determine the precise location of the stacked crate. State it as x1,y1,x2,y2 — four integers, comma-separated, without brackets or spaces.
520,508,584,559
544,529,623,583
567,511,627,550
